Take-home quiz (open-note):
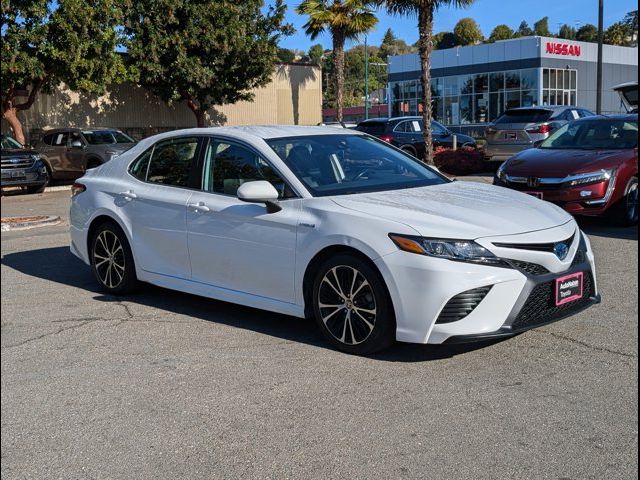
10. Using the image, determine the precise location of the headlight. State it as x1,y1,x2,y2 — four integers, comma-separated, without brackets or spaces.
567,169,614,186
389,234,509,267
496,162,507,180
30,153,41,161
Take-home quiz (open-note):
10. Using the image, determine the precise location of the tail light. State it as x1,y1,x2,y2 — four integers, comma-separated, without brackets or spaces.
526,124,552,134
379,135,394,143
485,126,497,135
71,182,86,197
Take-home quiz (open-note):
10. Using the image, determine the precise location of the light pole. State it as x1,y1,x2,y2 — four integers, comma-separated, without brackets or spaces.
364,35,369,120
596,0,604,114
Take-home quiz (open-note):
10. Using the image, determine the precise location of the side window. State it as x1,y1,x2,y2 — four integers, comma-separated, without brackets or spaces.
146,137,200,187
42,134,54,145
394,121,408,133
203,140,294,199
52,132,69,146
69,131,83,146
128,147,153,180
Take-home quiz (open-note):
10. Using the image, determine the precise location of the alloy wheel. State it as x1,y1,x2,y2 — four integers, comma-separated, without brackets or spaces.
93,230,126,289
317,265,377,345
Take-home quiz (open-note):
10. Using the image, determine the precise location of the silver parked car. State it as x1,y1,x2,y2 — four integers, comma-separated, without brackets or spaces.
484,106,594,162
34,127,137,180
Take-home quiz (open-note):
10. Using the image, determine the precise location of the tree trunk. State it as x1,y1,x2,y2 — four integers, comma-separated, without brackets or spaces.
2,106,26,146
333,33,346,123
418,7,435,165
186,98,207,127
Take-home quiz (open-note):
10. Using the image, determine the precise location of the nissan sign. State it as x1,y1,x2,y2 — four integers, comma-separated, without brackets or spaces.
546,42,582,57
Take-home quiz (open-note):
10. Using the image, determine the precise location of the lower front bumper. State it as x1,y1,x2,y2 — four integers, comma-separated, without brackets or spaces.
443,293,601,344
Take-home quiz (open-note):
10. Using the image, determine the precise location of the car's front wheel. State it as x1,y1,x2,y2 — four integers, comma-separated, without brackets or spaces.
90,221,138,294
610,176,638,227
312,254,395,355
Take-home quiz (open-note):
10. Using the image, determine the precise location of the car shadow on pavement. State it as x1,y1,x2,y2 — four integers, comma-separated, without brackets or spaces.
577,216,638,241
2,246,504,362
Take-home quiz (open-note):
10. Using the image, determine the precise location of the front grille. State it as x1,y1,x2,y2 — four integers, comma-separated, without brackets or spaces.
512,272,594,330
494,232,576,253
1,158,35,170
436,286,492,324
508,259,550,276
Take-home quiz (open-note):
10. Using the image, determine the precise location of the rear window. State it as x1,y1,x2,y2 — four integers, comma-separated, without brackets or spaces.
495,109,553,124
82,130,135,144
356,122,387,136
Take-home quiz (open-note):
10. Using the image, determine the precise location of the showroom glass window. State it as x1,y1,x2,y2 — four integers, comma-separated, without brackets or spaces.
390,68,543,125
542,68,578,107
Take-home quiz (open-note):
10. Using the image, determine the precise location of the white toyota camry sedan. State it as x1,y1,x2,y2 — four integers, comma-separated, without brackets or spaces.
70,126,600,354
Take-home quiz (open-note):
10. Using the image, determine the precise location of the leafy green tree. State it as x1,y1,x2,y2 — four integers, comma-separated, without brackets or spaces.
277,48,297,63
379,28,413,59
431,31,458,49
453,17,483,45
516,20,534,37
622,10,638,45
558,24,576,40
488,24,514,43
381,0,476,165
534,16,551,37
344,45,386,102
1,0,125,145
576,24,598,42
297,0,378,123
308,43,325,64
123,0,292,127
604,22,629,46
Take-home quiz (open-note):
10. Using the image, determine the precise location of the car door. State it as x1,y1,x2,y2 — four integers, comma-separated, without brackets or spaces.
66,131,88,174
44,131,70,175
186,138,299,304
120,135,202,279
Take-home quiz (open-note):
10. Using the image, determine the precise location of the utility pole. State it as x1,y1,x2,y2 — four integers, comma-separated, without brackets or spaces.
364,35,369,120
596,0,604,114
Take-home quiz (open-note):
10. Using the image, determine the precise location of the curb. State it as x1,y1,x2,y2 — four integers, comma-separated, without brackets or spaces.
45,185,72,192
1,215,62,231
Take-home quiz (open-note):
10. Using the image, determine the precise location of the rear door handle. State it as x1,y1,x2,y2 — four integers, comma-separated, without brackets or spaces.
188,202,210,213
119,190,137,200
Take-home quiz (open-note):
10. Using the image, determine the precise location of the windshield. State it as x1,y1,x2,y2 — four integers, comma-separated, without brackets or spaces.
82,130,135,145
496,109,553,124
266,134,448,197
540,118,638,150
1,135,23,149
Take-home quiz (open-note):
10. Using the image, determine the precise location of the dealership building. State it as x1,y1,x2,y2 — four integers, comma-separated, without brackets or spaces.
387,36,638,133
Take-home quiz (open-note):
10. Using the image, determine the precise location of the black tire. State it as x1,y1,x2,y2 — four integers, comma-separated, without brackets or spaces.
90,221,138,294
312,254,395,355
609,176,638,227
25,166,50,194
400,146,417,157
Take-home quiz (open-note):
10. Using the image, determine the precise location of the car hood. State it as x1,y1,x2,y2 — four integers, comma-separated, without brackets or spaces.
505,148,629,177
1,148,37,157
331,181,572,239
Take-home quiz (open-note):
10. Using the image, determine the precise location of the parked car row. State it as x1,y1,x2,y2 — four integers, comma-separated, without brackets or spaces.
1,127,137,193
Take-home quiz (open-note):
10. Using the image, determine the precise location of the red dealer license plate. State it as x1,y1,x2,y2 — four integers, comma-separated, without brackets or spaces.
555,272,584,306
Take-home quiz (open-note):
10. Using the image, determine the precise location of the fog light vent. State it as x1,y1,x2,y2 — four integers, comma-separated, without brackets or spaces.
436,286,493,324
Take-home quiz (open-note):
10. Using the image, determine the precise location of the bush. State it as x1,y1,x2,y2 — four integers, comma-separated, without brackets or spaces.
433,146,488,176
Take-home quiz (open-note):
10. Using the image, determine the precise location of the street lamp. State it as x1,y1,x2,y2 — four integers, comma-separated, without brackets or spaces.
596,0,604,114
363,35,388,120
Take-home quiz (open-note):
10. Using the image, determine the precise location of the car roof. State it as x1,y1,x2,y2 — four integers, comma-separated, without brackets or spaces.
42,127,123,133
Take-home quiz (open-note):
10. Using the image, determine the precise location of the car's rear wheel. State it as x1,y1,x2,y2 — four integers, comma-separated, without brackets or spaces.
90,222,137,294
610,176,638,227
400,145,417,157
312,254,395,355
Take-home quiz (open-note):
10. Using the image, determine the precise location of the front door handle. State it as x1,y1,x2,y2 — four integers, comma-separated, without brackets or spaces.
188,202,210,213
118,190,137,200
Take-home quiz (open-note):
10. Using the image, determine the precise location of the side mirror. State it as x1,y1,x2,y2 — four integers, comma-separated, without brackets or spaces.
70,140,83,149
237,180,282,213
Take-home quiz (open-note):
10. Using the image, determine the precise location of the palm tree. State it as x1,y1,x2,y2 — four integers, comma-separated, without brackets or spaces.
297,0,378,123
382,0,475,164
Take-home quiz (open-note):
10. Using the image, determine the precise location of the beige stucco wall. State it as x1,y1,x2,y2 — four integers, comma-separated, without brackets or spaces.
2,64,322,141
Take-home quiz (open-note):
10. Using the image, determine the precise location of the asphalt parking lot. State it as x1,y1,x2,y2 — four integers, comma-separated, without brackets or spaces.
1,187,638,479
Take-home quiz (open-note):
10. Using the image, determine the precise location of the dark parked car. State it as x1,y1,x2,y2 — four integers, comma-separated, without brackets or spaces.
34,127,137,180
1,134,49,194
494,114,638,226
355,117,476,157
484,106,595,162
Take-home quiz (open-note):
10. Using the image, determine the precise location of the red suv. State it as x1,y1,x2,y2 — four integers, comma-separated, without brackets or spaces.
494,114,638,226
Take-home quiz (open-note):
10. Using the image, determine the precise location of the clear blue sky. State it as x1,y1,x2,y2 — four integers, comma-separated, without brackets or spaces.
277,0,636,51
